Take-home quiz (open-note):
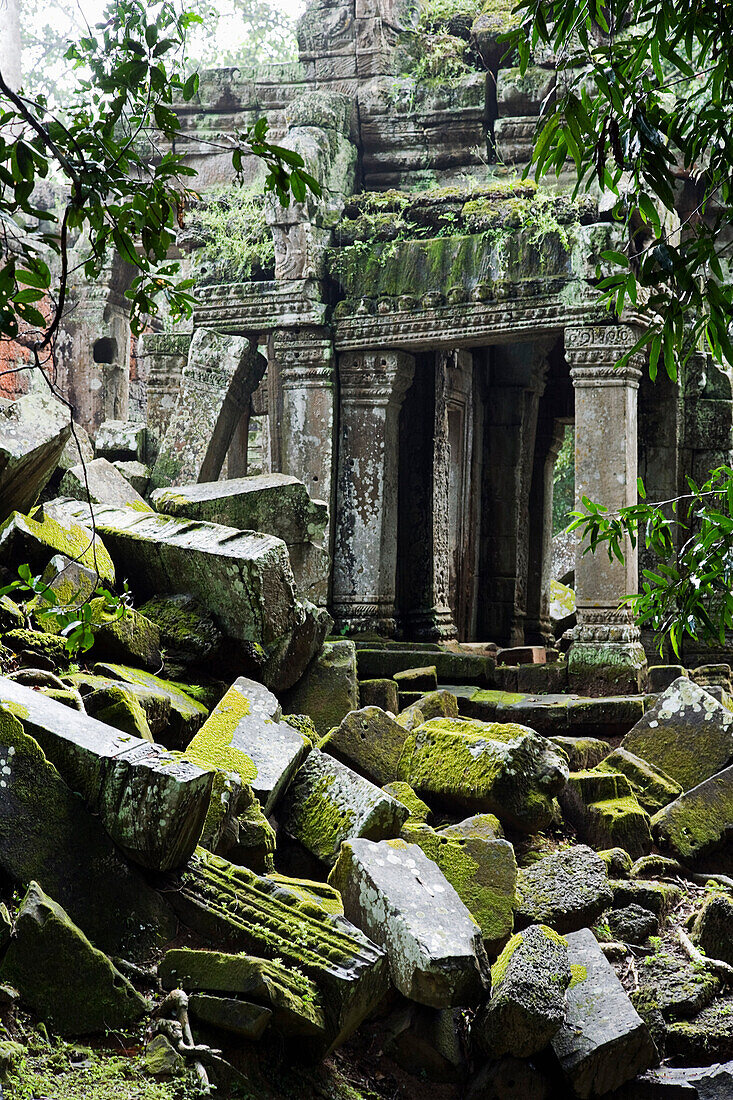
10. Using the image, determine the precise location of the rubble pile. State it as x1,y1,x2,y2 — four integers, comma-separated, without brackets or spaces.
0,411,731,1099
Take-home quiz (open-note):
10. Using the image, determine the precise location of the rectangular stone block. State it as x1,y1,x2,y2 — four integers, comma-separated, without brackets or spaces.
151,328,266,489
329,838,490,1008
184,676,311,815
552,926,657,1096
0,390,70,519
280,748,409,864
0,675,212,872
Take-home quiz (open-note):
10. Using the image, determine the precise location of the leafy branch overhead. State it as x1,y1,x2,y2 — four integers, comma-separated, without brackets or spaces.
511,0,733,378
568,469,733,657
0,0,320,347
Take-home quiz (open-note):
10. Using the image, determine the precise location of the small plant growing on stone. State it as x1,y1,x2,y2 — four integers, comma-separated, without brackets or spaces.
0,563,130,656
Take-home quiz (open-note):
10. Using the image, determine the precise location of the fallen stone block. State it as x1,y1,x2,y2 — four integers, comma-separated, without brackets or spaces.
608,905,658,945
395,688,459,732
394,665,438,694
559,770,652,859
397,716,568,833
499,645,546,665
550,735,610,770
0,675,212,871
322,705,408,786
552,926,657,1097
84,683,153,741
0,881,147,1036
401,819,516,951
145,1034,186,1078
0,508,114,585
265,872,344,916
383,1003,465,1083
113,460,150,495
39,553,98,608
464,1057,550,1100
59,457,153,511
622,678,733,790
329,838,490,1008
151,329,266,489
615,1062,733,1099
383,780,432,824
91,663,208,745
692,894,733,966
89,603,162,671
0,704,175,957
596,747,683,813
152,472,327,544
137,593,223,667
48,500,327,690
610,878,681,917
472,924,570,1058
215,797,276,874
0,389,70,519
282,640,359,736
188,994,272,1040
515,845,613,933
280,748,409,865
95,419,147,462
651,764,733,864
162,849,390,1051
184,675,310,816
161,951,325,1038
359,678,398,713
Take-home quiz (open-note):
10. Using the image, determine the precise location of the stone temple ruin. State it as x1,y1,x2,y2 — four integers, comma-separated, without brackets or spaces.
43,0,733,700
0,0,733,1097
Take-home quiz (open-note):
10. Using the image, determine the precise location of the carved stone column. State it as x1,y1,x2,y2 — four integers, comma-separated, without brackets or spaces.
271,328,336,519
333,350,415,635
566,324,647,694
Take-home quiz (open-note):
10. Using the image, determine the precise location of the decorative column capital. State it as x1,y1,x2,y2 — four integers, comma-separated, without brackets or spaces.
566,324,645,388
272,328,335,391
339,350,415,408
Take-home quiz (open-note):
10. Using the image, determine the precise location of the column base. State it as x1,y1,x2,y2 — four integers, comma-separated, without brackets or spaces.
568,640,647,697
331,600,397,638
400,605,458,641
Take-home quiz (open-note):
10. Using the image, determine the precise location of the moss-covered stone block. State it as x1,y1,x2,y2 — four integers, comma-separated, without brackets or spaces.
383,780,433,824
329,838,490,1009
188,994,272,1040
88,603,161,671
160,950,326,1037
395,688,459,732
609,878,681,917
692,893,733,966
400,820,517,951
164,849,390,1052
0,881,147,1035
0,704,175,958
321,705,409,786
596,747,682,813
280,748,409,866
92,662,208,746
359,678,399,713
265,872,344,916
550,735,610,770
282,640,359,737
515,845,613,933
472,924,570,1058
559,771,652,859
397,716,568,833
651,764,733,864
3,629,68,662
622,677,733,791
0,509,114,585
84,684,153,742
138,592,223,666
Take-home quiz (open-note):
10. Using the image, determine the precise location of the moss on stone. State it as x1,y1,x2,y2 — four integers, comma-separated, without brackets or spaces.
3,629,68,660
382,781,432,823
183,687,257,785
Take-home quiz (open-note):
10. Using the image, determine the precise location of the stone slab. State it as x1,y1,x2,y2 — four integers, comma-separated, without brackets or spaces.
281,747,409,865
59,457,152,511
282,640,359,736
95,420,147,462
0,389,70,519
188,994,272,1040
623,678,733,791
651,764,733,864
322,705,408,785
48,500,327,689
91,663,209,744
329,838,490,1008
0,675,212,871
515,845,613,933
0,704,175,958
184,675,311,815
552,927,657,1097
464,689,648,737
151,472,328,546
0,881,147,1036
151,329,266,489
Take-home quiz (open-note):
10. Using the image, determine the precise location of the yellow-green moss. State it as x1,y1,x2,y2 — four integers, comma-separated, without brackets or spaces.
183,690,257,785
